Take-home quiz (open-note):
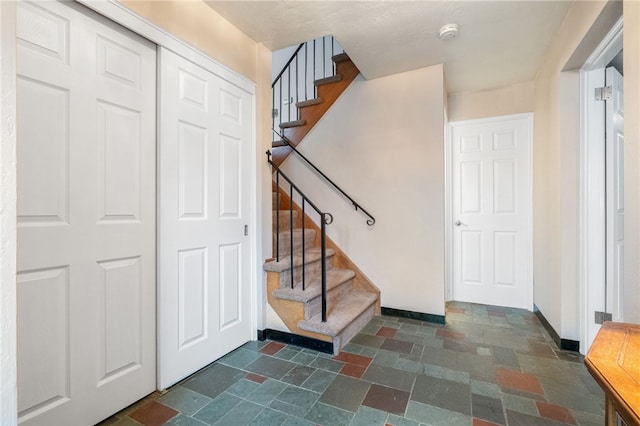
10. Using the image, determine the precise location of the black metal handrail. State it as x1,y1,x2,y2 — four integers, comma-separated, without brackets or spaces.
273,129,376,226
272,36,342,133
267,150,332,322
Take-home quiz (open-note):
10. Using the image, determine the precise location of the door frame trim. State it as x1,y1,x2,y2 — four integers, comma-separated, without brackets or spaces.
579,17,623,354
445,112,534,310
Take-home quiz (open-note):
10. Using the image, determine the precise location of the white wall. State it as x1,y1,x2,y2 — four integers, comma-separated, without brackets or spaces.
0,1,18,424
275,64,446,318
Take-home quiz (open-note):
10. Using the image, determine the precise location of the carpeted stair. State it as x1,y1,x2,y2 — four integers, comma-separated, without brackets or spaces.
264,190,378,355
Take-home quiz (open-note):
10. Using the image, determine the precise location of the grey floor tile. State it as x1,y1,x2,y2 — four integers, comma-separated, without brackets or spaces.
300,369,337,393
281,364,316,386
405,401,472,426
471,394,505,425
226,379,261,398
500,393,539,416
183,364,245,399
386,413,421,426
362,364,416,392
310,356,344,372
304,402,354,426
281,416,317,426
411,375,471,416
349,406,388,426
245,378,288,405
319,374,370,412
193,392,242,425
247,408,289,426
245,355,297,380
470,380,501,399
159,386,212,416
218,348,262,369
166,414,209,426
290,352,318,366
506,409,567,426
270,386,320,417
215,400,264,425
274,347,300,360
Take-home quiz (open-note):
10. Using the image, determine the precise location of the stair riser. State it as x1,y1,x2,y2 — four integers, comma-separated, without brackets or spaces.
274,230,316,257
332,303,375,355
304,279,353,320
274,254,335,289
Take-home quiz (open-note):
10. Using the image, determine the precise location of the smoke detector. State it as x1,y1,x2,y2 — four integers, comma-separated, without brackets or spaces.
438,24,459,41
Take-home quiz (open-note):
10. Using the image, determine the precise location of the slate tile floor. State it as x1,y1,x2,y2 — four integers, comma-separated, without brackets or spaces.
101,302,604,425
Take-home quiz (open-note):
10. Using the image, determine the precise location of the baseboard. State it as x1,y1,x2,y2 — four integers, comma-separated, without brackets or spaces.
381,307,446,325
533,304,580,352
257,329,333,354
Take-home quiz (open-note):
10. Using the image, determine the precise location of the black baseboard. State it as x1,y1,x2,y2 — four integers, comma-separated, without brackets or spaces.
257,329,333,354
533,304,580,352
381,307,446,325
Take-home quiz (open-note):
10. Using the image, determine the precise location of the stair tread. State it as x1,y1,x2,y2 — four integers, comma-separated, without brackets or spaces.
332,52,350,63
272,139,288,148
264,247,335,272
298,290,378,337
296,98,322,108
279,119,306,129
272,268,355,302
314,75,343,86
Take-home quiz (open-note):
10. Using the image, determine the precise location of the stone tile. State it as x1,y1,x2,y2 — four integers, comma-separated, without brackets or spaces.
218,348,263,369
471,394,505,425
193,393,242,424
405,401,472,425
386,413,421,426
372,350,400,367
245,372,267,384
500,393,539,416
490,346,520,369
159,386,211,416
129,401,178,426
436,328,466,340
245,355,296,380
506,409,567,426
226,379,261,398
274,347,300,361
166,414,209,426
495,367,544,395
183,364,245,399
361,383,410,415
300,369,337,393
318,374,370,412
290,352,317,366
470,380,501,399
350,334,385,348
281,364,316,386
472,419,502,426
304,402,354,426
260,341,286,355
245,379,288,405
349,406,388,426
381,338,414,354
241,340,269,352
392,357,422,374
376,326,397,338
536,401,577,424
247,408,289,426
420,346,459,370
332,352,372,367
310,356,344,372
281,416,316,426
215,400,264,425
411,374,471,416
270,386,320,417
361,364,416,392
339,363,366,378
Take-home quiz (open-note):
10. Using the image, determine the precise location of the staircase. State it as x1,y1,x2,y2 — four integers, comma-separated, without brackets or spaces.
264,187,379,355
265,37,379,355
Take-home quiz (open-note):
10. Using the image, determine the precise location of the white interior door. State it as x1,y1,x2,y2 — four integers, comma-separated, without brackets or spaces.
605,66,624,321
158,48,254,390
451,114,532,309
16,1,156,424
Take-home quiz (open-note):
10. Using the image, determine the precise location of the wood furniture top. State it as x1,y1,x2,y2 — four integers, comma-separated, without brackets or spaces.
584,321,640,424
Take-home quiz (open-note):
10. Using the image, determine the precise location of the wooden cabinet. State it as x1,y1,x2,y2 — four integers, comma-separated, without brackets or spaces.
585,322,640,425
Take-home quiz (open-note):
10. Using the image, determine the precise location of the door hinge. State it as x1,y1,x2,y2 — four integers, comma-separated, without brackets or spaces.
594,311,612,324
244,225,248,236
272,108,279,119
595,86,612,101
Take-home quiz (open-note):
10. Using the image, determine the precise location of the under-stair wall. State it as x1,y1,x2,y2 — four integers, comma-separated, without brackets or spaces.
277,64,447,317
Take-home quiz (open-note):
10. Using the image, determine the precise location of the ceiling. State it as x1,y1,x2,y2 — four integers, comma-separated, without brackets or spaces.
205,1,574,94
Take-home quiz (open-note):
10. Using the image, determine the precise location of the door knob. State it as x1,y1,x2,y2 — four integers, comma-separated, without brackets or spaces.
455,220,468,227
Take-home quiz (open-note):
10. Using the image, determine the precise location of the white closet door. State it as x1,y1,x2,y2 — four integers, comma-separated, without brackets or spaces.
158,48,254,390
16,1,156,424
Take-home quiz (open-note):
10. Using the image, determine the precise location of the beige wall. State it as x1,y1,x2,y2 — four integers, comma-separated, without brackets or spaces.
447,81,535,122
277,65,446,320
